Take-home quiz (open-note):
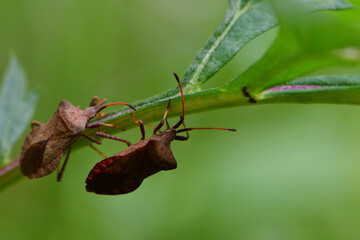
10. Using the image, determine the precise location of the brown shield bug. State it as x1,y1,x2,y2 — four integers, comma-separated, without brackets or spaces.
19,97,136,180
85,73,236,195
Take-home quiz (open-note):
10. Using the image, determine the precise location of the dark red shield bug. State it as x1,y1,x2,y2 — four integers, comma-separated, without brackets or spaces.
20,97,136,180
86,73,236,195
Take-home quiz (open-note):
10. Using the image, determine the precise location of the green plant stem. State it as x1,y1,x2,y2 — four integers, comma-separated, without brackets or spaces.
80,88,250,145
0,158,22,191
3,83,360,190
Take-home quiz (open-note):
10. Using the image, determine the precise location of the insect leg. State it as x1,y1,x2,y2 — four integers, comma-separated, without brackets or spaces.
57,146,71,182
130,112,145,140
174,119,189,141
95,122,125,131
153,99,171,134
89,144,107,158
96,132,131,147
80,134,102,145
174,135,189,141
172,116,184,129
146,124,162,134
177,121,190,140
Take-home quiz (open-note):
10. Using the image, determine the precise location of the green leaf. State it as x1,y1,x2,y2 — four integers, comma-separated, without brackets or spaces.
181,0,276,91
181,0,353,92
145,0,352,104
0,54,38,166
259,74,360,104
92,0,356,128
285,0,352,11
279,74,360,87
229,1,360,95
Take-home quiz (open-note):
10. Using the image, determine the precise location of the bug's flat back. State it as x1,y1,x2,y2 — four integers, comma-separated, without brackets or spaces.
20,100,93,178
20,140,48,176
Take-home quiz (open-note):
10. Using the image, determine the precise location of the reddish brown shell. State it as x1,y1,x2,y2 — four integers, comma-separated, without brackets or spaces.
86,129,178,195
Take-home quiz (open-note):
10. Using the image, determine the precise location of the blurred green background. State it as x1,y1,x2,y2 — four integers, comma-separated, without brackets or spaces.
1,0,360,239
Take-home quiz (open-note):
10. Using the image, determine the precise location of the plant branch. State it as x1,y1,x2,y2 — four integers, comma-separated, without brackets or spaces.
1,0,358,191
3,74,360,188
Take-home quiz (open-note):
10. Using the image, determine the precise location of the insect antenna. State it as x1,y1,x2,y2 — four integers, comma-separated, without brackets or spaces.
174,127,236,140
177,127,236,133
97,102,137,113
94,98,108,108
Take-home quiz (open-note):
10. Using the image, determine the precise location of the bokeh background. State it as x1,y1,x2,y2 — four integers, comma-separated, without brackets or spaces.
1,0,360,239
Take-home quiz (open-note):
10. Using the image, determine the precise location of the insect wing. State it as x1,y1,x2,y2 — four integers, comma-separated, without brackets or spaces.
30,152,63,178
20,140,48,176
86,154,143,195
